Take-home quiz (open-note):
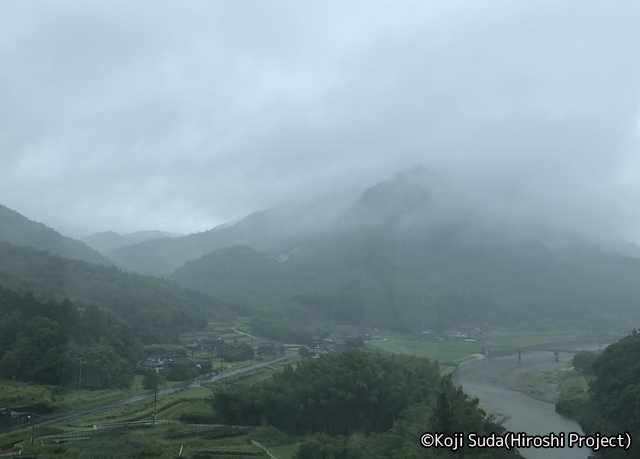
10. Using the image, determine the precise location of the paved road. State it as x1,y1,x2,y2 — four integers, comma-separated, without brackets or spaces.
1,352,297,435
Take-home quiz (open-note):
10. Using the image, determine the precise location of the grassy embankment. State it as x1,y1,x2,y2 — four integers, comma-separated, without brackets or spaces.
555,369,592,419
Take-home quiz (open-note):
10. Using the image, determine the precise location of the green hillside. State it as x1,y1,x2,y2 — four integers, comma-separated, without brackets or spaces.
0,204,111,265
168,168,640,333
0,243,229,343
170,227,640,334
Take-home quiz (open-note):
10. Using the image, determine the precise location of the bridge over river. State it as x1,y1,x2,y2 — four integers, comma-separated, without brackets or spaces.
482,340,606,360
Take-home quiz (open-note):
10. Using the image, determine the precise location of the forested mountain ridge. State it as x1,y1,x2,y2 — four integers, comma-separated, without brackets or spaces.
0,204,111,265
0,243,228,343
82,230,181,254
170,233,640,333
170,168,640,333
108,166,449,277
107,193,354,276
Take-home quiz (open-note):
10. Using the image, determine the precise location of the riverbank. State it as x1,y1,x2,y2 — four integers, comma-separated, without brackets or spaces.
502,354,573,404
453,352,592,459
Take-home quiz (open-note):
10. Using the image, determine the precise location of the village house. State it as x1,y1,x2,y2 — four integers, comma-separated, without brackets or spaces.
136,359,164,374
164,355,193,367
203,335,220,350
192,357,213,374
321,339,337,350
308,348,327,358
256,342,276,356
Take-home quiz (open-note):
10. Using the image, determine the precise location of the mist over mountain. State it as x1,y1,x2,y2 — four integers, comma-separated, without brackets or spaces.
12,163,635,335
108,191,356,276
167,167,640,332
82,230,182,254
0,204,111,265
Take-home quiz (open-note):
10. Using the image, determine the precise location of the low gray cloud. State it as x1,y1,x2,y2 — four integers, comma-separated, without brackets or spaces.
0,1,639,240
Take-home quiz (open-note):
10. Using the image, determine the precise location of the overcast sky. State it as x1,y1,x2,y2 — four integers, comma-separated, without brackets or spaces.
1,1,639,241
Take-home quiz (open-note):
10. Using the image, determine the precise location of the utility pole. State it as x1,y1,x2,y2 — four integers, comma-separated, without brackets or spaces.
78,359,82,400
218,338,224,382
251,333,254,365
76,350,87,400
153,381,157,421
27,414,36,445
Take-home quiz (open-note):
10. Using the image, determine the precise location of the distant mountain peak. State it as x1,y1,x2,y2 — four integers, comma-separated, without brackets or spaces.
342,165,438,228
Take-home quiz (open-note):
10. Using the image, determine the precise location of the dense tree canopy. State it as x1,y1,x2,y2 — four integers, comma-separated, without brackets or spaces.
558,330,640,458
0,287,138,390
0,243,229,343
588,331,640,443
571,350,598,375
212,351,519,458
212,351,441,435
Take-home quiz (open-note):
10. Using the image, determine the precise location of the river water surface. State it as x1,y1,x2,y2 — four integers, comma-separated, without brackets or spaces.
453,352,594,459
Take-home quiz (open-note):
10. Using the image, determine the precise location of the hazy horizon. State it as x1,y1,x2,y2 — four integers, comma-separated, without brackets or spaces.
1,1,639,242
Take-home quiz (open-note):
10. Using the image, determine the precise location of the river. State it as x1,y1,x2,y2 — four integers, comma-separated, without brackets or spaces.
453,351,594,459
